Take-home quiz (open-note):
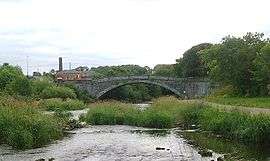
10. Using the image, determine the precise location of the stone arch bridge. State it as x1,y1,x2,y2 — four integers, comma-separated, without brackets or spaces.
62,76,212,99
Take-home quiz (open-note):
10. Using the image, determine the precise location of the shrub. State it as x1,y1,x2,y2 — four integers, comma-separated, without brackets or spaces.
32,78,54,96
39,98,86,111
40,86,76,99
0,64,24,90
63,83,94,102
6,76,32,96
0,106,63,149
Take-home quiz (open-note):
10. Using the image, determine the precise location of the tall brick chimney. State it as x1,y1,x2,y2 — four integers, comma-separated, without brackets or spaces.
59,57,63,71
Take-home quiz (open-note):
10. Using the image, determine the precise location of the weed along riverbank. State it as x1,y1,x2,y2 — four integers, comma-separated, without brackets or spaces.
0,96,270,161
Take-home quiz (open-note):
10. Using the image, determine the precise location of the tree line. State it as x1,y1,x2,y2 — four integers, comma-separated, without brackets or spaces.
1,32,269,100
175,32,270,96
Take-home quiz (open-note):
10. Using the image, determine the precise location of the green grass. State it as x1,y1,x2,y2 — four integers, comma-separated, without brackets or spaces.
39,98,87,111
84,97,270,146
206,97,270,108
0,106,64,149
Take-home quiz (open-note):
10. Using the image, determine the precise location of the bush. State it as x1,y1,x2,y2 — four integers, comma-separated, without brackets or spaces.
0,106,63,149
39,98,86,111
63,83,94,102
6,76,32,96
32,78,54,96
40,86,76,99
0,64,24,90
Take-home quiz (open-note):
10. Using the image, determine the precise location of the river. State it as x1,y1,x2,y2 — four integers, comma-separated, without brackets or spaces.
0,105,269,161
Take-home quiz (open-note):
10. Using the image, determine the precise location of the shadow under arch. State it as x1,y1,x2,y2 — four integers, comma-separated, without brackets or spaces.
96,80,184,99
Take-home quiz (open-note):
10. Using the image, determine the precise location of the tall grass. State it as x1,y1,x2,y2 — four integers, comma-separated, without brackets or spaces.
84,101,173,128
39,98,86,111
199,108,270,145
84,96,270,146
0,106,64,149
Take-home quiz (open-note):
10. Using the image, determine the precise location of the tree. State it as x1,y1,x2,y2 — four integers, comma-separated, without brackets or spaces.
0,64,24,90
180,43,212,77
175,58,184,77
252,43,270,95
201,32,269,96
152,64,176,77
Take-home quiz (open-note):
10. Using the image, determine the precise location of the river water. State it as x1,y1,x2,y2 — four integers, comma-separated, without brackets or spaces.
0,105,269,161
0,125,223,161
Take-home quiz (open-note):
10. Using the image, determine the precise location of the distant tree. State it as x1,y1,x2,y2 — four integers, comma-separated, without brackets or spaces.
175,58,184,77
181,43,212,77
152,64,176,77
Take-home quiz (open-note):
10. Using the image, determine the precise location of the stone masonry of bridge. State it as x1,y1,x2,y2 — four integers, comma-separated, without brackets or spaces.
62,76,212,99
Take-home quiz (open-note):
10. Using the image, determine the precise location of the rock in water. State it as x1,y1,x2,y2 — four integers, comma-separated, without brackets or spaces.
198,149,213,157
156,147,166,150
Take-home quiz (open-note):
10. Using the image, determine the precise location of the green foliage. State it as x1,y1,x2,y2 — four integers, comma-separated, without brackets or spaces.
84,97,270,146
178,43,212,77
84,102,140,125
40,86,76,99
63,83,94,103
201,32,270,96
152,64,176,77
6,76,32,96
199,108,270,145
31,77,54,96
39,98,86,111
84,101,173,128
0,63,24,90
0,106,63,149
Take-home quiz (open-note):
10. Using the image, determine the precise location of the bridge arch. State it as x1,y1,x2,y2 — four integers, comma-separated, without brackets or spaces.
96,80,183,99
62,76,211,99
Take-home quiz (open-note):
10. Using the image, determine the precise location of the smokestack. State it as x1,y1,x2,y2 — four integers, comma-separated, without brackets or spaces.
59,57,63,71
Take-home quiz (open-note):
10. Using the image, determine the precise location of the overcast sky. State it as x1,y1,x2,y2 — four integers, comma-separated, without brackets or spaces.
0,0,270,75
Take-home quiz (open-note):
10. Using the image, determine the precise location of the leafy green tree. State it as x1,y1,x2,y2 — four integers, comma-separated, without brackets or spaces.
202,32,269,96
152,64,176,77
181,43,212,77
252,43,270,95
0,64,24,90
175,58,184,77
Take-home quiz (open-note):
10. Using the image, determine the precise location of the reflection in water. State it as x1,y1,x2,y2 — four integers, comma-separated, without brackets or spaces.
0,126,222,161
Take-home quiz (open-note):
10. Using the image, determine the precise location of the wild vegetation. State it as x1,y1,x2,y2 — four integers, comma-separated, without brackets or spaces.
39,98,86,111
0,96,64,149
83,101,172,128
0,63,90,150
83,97,270,146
